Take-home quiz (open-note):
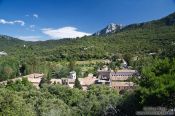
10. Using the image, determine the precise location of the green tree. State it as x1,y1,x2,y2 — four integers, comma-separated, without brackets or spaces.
74,77,82,89
0,89,36,116
138,58,175,107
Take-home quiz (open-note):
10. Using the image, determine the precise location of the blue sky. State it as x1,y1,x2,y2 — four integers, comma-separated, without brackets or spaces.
0,0,175,41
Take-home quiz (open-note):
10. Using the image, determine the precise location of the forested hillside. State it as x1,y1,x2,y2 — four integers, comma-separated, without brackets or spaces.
0,35,27,50
1,12,175,61
0,10,175,116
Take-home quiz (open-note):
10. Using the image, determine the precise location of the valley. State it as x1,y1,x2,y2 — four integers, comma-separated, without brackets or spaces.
0,5,175,116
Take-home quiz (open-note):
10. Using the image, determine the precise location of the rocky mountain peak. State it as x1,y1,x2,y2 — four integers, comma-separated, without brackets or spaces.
93,23,123,36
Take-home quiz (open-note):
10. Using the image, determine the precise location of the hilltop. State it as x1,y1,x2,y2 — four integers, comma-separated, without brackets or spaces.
93,23,123,36
1,12,175,60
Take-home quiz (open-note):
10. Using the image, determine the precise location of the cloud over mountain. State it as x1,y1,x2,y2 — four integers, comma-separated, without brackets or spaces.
17,36,41,41
41,27,91,39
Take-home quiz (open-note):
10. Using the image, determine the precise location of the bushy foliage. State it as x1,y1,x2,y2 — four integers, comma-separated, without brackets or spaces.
138,58,175,107
0,89,36,116
41,84,120,116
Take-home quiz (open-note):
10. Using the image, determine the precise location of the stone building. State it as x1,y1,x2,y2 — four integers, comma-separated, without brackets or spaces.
97,69,138,92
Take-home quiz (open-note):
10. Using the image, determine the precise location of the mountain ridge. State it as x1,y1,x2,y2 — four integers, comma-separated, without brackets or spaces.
0,12,175,60
93,23,124,36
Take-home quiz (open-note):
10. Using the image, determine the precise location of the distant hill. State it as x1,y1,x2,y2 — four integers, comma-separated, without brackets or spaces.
123,11,175,30
1,12,175,60
0,35,27,50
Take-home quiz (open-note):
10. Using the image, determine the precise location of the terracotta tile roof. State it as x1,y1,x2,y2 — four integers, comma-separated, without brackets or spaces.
25,73,44,83
25,73,44,78
0,73,44,89
79,77,97,86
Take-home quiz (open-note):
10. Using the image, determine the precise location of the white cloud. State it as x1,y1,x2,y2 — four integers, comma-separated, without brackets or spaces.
41,26,91,39
14,20,25,26
27,25,36,31
30,25,35,28
17,36,41,41
33,14,39,18
0,19,25,26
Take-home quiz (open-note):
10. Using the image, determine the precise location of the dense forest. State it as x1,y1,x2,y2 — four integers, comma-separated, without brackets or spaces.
1,12,175,61
0,12,175,115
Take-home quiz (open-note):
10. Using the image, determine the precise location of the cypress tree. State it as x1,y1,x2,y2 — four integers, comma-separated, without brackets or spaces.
74,77,82,89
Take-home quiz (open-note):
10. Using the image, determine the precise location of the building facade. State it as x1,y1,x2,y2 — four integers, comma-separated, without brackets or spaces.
69,71,76,79
97,69,138,92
